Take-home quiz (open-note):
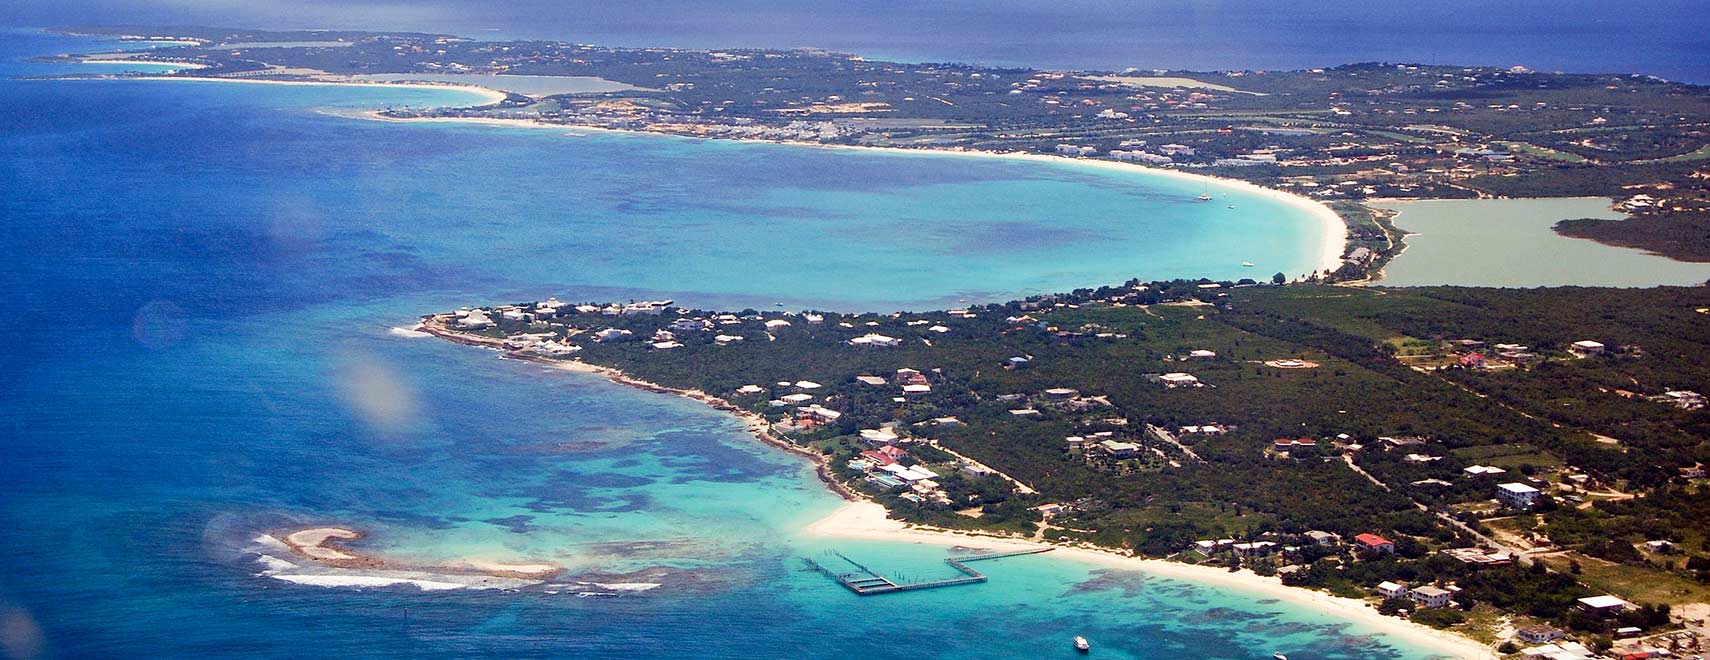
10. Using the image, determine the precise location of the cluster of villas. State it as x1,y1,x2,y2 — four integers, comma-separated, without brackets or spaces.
1443,336,1630,372
1507,595,1671,660
1055,140,1196,165
1373,580,1458,610
847,440,953,506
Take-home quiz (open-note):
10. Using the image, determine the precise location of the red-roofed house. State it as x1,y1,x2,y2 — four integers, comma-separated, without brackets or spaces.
859,450,897,467
1273,438,1319,454
1459,352,1487,368
878,445,908,460
1354,533,1396,554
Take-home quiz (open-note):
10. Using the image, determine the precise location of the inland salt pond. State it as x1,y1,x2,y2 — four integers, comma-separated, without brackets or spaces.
1373,197,1710,288
0,30,1460,660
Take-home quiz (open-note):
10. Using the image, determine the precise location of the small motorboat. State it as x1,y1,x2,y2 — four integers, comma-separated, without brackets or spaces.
1073,636,1091,653
1242,261,1255,267
1273,653,1289,660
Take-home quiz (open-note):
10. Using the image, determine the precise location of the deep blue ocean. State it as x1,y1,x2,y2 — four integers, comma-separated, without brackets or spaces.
0,27,1459,659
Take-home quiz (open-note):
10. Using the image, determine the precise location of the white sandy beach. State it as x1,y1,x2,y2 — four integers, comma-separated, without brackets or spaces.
808,501,1497,660
79,59,209,69
356,112,1349,277
284,527,362,561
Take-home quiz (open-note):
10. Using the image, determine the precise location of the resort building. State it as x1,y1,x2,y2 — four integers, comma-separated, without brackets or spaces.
1497,482,1542,509
1408,585,1453,609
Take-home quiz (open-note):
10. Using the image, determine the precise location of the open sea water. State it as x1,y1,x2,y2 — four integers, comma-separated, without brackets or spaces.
1,29,1454,659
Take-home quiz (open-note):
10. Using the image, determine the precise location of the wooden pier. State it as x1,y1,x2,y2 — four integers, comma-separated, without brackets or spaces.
802,548,1053,595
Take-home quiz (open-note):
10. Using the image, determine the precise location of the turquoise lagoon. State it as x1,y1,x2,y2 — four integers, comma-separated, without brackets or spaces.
0,30,1459,659
1374,198,1710,288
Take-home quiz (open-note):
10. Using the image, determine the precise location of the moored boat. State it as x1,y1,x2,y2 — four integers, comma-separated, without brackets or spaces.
1073,636,1090,652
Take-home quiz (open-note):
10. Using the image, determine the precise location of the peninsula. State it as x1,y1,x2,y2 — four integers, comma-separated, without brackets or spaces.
36,25,1710,277
421,281,1710,657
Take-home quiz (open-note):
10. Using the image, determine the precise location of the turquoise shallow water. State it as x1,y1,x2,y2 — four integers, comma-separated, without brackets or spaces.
0,30,1456,659
1375,198,1710,288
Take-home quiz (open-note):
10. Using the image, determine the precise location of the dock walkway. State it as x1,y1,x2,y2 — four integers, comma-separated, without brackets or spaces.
803,548,1053,595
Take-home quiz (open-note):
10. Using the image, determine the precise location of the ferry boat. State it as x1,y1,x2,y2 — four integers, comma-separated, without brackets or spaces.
1073,636,1091,653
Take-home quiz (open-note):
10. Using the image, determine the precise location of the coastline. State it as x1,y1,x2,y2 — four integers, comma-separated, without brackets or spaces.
807,501,1496,660
358,112,1350,278
417,318,1496,659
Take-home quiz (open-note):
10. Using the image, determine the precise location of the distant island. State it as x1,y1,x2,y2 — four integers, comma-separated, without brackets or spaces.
419,280,1710,657
33,25,1710,272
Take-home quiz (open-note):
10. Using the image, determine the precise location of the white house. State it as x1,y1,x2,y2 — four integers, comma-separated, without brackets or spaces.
592,328,633,342
1497,482,1542,509
1231,541,1277,558
1408,585,1453,609
1159,372,1201,388
1376,581,1408,600
859,428,901,445
1576,594,1632,617
1569,340,1606,356
457,310,494,329
848,333,902,347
